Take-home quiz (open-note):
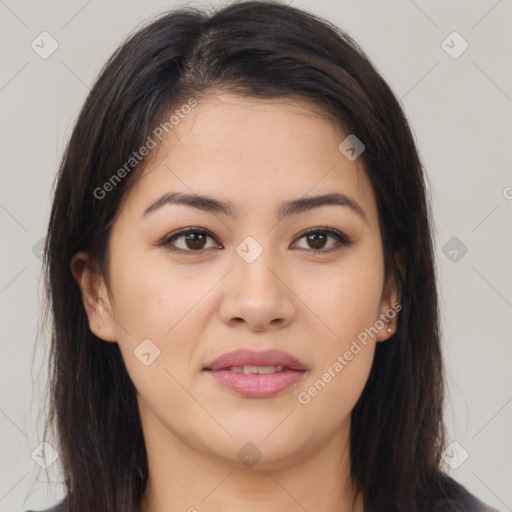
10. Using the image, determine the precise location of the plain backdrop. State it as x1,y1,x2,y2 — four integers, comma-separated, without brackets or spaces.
0,1,510,511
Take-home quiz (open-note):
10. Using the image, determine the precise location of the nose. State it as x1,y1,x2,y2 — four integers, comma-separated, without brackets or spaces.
219,250,296,332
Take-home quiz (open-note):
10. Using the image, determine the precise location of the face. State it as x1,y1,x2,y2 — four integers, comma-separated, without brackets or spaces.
72,91,400,471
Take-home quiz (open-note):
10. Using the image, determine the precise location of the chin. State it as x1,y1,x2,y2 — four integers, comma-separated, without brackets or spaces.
198,426,312,471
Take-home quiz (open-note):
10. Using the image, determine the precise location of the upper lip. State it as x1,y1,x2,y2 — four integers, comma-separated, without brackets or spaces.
204,349,308,371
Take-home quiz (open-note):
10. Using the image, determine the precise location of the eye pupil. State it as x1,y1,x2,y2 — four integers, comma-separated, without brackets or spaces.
186,232,207,250
307,233,327,250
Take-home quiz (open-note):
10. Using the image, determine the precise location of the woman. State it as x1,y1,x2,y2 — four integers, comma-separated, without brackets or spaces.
28,1,498,511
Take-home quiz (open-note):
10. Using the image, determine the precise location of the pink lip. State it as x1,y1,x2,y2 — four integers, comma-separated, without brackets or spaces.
204,349,307,371
203,349,307,399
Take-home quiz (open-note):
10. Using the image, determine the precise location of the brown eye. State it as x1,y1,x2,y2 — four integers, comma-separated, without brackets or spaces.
305,232,328,250
183,232,208,250
160,228,219,253
294,228,353,254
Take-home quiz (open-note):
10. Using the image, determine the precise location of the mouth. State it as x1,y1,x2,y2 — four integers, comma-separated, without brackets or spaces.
203,349,307,398
220,365,286,374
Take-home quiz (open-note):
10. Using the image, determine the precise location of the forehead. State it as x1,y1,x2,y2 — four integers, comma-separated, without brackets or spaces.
121,91,379,231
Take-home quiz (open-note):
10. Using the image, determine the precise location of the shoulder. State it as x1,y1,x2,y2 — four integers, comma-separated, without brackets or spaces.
24,497,67,512
424,473,499,512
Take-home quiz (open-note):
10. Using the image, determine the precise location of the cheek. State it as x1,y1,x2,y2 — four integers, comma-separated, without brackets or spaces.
109,249,202,338
295,344,374,441
294,251,382,415
295,271,380,421
109,259,205,427
107,250,210,395
304,250,384,348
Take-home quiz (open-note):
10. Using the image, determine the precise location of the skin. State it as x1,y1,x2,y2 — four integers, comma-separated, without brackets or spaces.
71,91,401,512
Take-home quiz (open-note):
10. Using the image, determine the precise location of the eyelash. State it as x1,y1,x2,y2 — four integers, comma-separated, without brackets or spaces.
157,226,354,255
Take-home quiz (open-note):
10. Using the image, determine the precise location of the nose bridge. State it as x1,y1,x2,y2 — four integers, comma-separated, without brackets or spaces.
234,234,283,303
220,234,296,329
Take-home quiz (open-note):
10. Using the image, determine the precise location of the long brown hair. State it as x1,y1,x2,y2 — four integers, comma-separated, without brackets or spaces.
40,1,478,510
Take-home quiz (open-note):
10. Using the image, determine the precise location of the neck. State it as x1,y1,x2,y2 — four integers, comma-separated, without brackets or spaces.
139,414,363,512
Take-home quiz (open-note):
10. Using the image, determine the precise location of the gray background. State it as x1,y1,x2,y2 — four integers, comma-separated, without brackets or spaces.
0,1,510,511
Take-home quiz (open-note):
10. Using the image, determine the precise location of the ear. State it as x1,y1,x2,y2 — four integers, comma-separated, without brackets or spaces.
70,251,117,342
375,250,405,343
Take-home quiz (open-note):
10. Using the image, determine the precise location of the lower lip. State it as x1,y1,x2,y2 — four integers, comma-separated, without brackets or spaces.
206,369,306,398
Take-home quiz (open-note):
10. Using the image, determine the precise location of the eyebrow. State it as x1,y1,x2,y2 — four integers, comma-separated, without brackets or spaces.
142,191,368,224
